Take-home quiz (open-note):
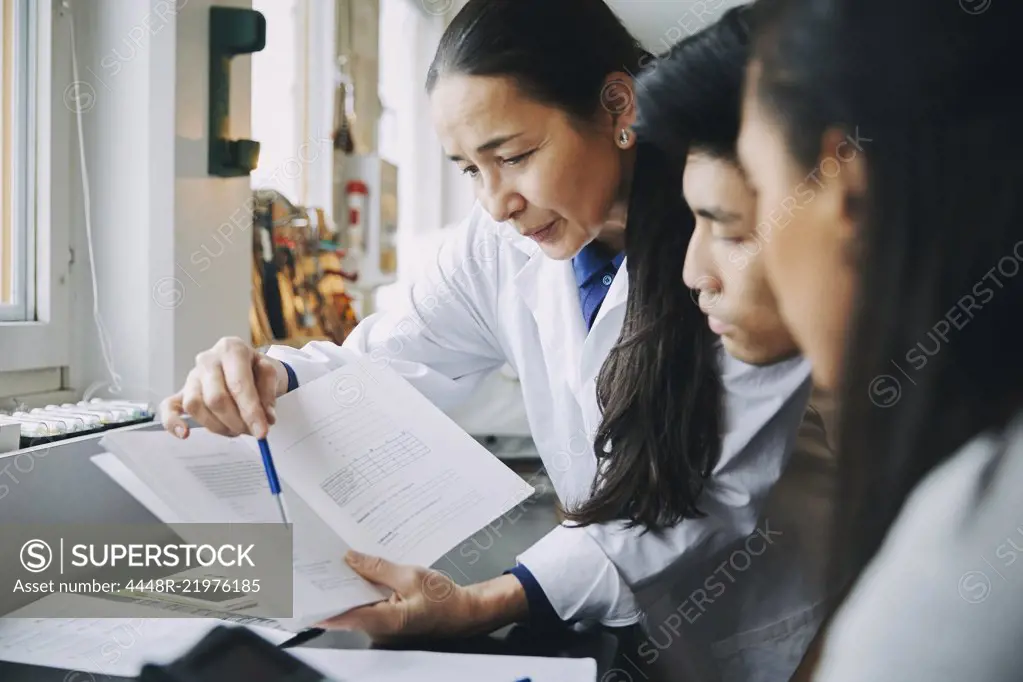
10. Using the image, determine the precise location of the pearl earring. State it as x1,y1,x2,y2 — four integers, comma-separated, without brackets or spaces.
618,129,631,147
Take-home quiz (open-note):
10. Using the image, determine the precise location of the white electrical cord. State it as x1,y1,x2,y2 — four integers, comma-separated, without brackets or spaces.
67,1,124,398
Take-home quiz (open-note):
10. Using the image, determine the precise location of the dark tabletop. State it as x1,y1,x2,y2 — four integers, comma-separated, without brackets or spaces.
0,425,667,682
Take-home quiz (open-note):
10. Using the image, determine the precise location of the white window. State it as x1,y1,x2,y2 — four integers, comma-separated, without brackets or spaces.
378,0,415,167
0,0,32,323
0,0,71,381
377,0,447,285
250,0,335,214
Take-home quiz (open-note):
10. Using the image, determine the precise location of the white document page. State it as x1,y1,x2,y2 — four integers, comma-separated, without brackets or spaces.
99,430,388,628
265,359,535,567
0,594,290,678
92,453,184,524
102,429,292,524
292,648,598,682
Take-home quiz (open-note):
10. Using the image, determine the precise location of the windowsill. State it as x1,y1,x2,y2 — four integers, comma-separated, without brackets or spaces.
0,387,78,410
0,367,66,404
0,319,70,373
0,320,49,328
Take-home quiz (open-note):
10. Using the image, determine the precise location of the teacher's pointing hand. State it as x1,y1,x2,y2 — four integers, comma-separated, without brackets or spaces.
160,336,289,440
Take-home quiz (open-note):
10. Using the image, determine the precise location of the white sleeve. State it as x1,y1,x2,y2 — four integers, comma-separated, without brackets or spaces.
266,205,507,411
815,415,1023,682
517,524,643,626
518,373,818,625
516,465,776,626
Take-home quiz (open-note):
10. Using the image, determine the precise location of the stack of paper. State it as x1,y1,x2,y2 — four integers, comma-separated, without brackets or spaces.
0,594,291,678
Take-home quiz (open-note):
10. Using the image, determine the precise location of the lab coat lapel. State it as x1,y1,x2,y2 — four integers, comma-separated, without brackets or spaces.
579,261,628,390
575,261,629,436
513,251,588,397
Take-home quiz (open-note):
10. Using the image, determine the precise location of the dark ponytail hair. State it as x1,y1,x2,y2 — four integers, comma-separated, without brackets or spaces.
752,0,1023,591
569,8,757,530
635,6,754,163
427,0,649,122
568,140,723,530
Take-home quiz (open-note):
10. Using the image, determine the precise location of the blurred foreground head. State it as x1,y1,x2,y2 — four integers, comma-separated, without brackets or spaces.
740,0,1023,586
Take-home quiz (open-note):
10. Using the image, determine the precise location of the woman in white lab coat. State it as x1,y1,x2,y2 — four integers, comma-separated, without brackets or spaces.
161,1,822,678
737,0,1023,679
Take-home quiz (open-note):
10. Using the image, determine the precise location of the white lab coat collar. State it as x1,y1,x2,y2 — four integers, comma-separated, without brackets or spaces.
494,218,541,257
580,258,629,387
512,248,588,397
509,228,631,399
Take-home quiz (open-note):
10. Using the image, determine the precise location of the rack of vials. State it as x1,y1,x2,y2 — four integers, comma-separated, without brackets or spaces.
0,399,155,451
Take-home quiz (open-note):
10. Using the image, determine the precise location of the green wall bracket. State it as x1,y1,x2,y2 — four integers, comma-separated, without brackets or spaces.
208,7,266,177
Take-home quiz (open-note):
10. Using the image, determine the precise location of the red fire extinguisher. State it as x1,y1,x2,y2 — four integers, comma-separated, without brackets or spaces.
345,179,369,252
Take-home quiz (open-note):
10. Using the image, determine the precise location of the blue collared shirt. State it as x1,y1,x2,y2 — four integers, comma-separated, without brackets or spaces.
572,240,626,331
282,240,625,627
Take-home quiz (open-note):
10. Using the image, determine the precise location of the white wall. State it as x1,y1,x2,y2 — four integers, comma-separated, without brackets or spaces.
68,0,253,404
305,0,336,214
248,0,334,213
170,0,253,393
606,0,749,53
380,0,449,279
249,0,304,204
440,0,474,228
67,0,175,404
447,0,747,54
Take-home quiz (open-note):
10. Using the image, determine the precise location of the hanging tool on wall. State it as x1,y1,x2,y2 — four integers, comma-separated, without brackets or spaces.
332,55,356,155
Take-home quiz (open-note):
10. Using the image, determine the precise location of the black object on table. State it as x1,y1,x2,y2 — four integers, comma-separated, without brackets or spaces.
137,625,326,682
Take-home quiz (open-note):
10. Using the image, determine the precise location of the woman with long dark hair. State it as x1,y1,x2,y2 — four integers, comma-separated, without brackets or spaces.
161,2,815,675
738,0,1023,678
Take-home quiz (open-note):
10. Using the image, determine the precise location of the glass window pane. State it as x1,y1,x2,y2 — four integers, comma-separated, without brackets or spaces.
1,0,12,308
0,0,30,322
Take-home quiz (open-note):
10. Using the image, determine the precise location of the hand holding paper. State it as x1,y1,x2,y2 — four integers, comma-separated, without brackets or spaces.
100,358,535,631
316,550,529,640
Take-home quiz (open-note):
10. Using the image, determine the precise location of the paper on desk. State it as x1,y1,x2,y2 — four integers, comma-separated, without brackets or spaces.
292,648,597,682
0,594,291,678
91,453,183,523
95,436,388,631
263,358,536,568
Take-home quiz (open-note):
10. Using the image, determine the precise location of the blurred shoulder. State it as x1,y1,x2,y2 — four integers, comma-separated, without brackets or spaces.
816,410,1023,681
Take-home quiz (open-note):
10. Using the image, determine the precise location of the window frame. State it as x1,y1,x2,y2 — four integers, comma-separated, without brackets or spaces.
0,0,31,322
0,0,71,375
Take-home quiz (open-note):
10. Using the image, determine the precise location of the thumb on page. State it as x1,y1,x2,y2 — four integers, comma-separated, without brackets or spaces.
345,551,411,591
160,393,189,439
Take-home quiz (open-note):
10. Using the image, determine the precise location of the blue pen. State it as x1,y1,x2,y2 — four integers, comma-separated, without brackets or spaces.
257,438,290,524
